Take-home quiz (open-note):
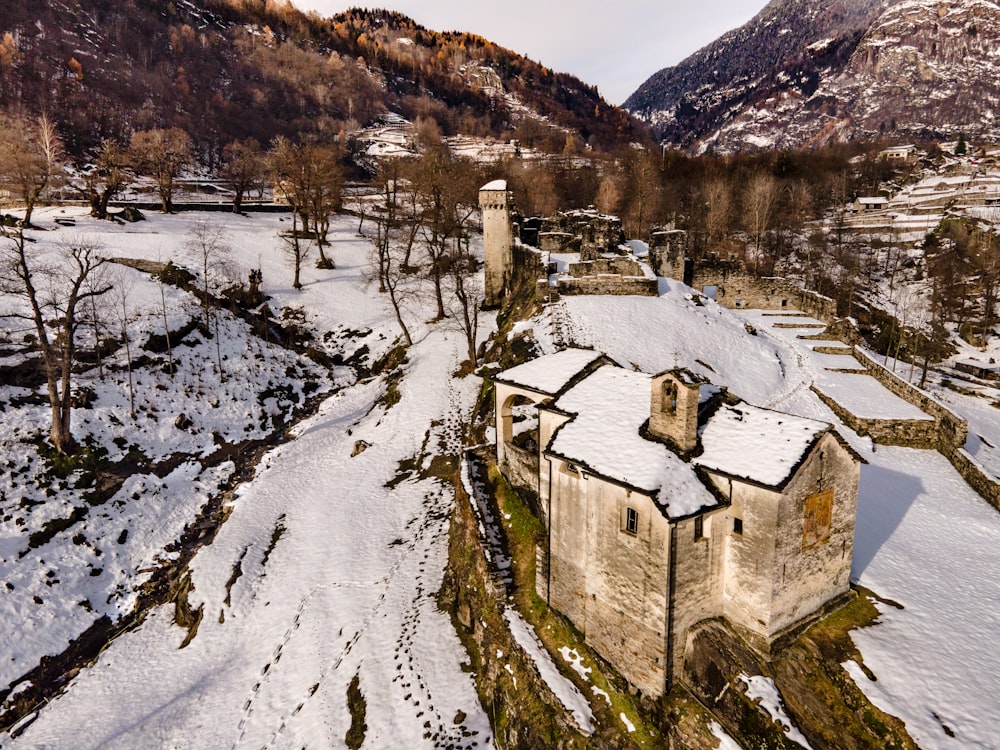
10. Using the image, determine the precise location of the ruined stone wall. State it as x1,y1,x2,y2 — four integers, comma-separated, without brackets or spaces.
556,276,658,297
693,270,837,321
544,456,671,697
539,232,577,254
567,257,646,278
646,234,837,321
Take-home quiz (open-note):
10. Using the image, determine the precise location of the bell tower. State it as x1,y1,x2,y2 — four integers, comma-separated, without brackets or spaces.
480,180,513,308
648,369,704,453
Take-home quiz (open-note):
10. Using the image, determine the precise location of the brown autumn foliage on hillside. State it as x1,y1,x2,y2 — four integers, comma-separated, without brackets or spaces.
0,1,650,164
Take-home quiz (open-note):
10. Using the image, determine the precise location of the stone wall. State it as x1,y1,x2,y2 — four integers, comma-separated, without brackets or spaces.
705,432,857,646
694,270,837,321
543,456,672,697
556,276,658,297
539,232,577,254
646,235,837,321
501,443,539,496
948,449,1000,512
851,348,968,452
670,510,727,679
848,349,1000,513
567,257,645,279
811,388,940,448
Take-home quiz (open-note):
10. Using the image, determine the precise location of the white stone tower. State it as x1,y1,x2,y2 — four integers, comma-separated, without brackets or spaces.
480,180,513,308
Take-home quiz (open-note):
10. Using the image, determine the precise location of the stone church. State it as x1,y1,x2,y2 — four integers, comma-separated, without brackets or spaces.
493,349,862,696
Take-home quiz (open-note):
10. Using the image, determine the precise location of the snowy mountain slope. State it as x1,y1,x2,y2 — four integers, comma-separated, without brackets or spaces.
627,0,1000,152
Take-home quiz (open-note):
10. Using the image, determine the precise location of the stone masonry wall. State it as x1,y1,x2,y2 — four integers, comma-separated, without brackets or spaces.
556,276,658,296
811,388,939,448
848,349,1000,512
851,348,968,452
543,455,671,697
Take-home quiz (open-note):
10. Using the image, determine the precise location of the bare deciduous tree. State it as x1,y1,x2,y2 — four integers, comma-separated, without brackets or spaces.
445,235,481,369
371,175,414,346
270,137,343,268
130,128,194,213
73,139,131,220
0,114,64,227
0,229,111,454
744,171,777,274
185,220,232,377
222,138,266,214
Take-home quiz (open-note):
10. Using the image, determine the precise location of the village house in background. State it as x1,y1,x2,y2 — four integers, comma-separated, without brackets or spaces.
493,349,863,696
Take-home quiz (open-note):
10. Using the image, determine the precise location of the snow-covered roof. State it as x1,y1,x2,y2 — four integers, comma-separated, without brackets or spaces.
547,367,719,518
494,348,604,396
481,179,508,192
694,403,828,488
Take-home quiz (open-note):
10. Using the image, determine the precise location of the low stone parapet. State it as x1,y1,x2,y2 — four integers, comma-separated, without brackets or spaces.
811,387,939,448
556,276,658,296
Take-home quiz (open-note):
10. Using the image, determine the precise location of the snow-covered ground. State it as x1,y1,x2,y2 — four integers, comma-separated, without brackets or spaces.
1,208,492,747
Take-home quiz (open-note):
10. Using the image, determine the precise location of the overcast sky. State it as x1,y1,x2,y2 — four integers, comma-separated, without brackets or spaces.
288,0,770,105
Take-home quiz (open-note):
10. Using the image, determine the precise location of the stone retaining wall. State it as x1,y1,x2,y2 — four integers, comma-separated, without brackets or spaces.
556,276,658,296
949,450,1000,512
811,387,938,448
849,348,1000,512
851,348,968,453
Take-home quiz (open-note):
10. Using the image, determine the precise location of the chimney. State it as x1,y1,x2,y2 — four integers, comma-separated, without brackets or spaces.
648,369,703,453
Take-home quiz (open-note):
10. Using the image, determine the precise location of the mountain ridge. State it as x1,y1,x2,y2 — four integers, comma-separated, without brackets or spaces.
626,0,1000,152
0,1,649,162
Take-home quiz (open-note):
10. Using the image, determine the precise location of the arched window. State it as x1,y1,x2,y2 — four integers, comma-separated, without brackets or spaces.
662,381,678,415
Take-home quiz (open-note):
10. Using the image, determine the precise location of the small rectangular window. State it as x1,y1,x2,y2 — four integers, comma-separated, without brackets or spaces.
625,507,638,535
694,515,704,540
733,517,743,535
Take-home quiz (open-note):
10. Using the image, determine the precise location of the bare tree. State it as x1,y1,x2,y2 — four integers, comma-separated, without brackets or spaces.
0,229,111,454
281,210,310,290
701,177,732,251
73,139,131,220
410,150,479,320
130,128,194,213
185,221,232,377
222,138,266,214
744,171,777,274
446,234,482,369
270,138,342,268
371,175,414,346
113,271,138,419
0,114,64,226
